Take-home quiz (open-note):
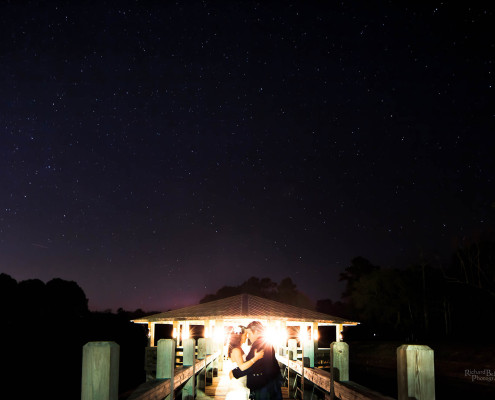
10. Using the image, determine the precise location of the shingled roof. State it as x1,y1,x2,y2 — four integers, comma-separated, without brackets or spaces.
132,293,358,325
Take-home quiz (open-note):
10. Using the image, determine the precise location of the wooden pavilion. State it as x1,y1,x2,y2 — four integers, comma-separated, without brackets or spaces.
132,294,358,354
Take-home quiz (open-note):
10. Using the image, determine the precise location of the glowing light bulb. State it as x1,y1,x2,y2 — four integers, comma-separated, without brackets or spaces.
266,327,277,345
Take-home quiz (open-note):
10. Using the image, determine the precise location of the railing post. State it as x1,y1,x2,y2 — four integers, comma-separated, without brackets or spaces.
287,339,298,398
303,337,316,368
197,338,207,391
182,338,196,400
397,344,435,400
330,341,349,381
206,338,214,385
157,339,176,400
81,341,120,400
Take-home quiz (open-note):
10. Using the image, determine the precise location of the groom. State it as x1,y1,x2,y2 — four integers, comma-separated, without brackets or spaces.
231,321,282,399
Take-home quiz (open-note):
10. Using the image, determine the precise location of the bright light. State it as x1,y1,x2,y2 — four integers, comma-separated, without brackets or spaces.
214,327,224,343
266,327,277,345
182,328,190,340
204,327,209,338
299,328,310,343
173,328,177,338
313,329,319,341
280,328,288,345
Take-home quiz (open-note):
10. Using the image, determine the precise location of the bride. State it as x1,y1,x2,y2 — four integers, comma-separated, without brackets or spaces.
226,326,264,400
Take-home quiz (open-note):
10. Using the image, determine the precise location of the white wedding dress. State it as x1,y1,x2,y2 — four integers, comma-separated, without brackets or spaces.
225,357,250,400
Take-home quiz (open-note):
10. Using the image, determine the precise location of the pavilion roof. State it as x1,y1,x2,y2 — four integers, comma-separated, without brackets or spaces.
132,294,358,325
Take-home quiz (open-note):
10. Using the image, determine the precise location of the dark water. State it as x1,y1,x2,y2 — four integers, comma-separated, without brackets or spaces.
350,362,495,400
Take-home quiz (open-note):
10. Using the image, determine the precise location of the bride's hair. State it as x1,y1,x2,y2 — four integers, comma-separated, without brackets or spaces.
228,326,246,357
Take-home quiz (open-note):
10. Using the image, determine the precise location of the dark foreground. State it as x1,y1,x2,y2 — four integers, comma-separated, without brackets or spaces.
347,341,495,400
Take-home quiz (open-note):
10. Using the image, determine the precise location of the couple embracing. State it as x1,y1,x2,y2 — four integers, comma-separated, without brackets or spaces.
226,321,282,400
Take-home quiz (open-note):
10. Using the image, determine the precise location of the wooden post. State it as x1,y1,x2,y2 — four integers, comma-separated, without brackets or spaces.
205,338,214,385
182,338,196,400
313,322,319,366
288,338,297,398
197,338,207,391
157,339,176,400
331,341,349,382
178,322,183,347
148,322,155,347
173,321,179,344
81,341,119,400
288,338,298,361
214,319,224,372
304,323,317,368
301,330,306,400
335,324,343,342
280,320,287,356
397,345,435,400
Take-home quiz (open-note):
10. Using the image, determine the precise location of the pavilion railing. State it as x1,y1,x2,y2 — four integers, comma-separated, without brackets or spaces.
81,338,220,400
277,340,435,400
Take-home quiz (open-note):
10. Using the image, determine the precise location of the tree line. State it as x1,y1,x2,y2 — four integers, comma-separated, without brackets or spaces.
336,234,495,341
1,231,493,397
0,274,149,399
201,233,495,342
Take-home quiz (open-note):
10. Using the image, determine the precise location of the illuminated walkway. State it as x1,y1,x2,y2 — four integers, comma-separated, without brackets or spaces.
196,360,289,399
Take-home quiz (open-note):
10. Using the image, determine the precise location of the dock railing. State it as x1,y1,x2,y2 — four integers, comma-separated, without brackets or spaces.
277,339,435,400
81,338,220,400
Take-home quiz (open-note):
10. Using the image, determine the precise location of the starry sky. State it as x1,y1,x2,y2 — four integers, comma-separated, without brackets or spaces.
1,1,494,312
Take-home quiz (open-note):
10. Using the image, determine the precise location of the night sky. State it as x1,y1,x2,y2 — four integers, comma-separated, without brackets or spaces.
1,1,493,312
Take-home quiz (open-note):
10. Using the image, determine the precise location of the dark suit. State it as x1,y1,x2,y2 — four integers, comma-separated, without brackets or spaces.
231,337,282,399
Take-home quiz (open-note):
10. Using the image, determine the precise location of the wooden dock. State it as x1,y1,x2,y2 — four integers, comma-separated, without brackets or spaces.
196,360,289,399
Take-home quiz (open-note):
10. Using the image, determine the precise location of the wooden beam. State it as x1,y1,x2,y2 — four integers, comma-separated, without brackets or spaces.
124,352,219,400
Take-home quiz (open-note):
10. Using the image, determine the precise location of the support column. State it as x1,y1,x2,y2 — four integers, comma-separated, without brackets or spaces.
336,324,344,342
173,321,179,343
81,341,120,400
279,320,287,356
214,319,224,371
148,322,155,347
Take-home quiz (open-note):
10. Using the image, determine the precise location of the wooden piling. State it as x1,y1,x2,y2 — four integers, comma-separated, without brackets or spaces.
397,344,435,400
156,339,176,400
197,338,207,391
330,341,349,382
182,338,196,400
81,341,120,400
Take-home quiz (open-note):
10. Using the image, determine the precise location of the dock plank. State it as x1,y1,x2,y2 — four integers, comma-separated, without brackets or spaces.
196,360,289,399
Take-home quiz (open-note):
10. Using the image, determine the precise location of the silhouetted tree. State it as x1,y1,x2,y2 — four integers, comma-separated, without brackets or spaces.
339,256,380,301
316,298,349,318
200,276,314,309
46,278,89,318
